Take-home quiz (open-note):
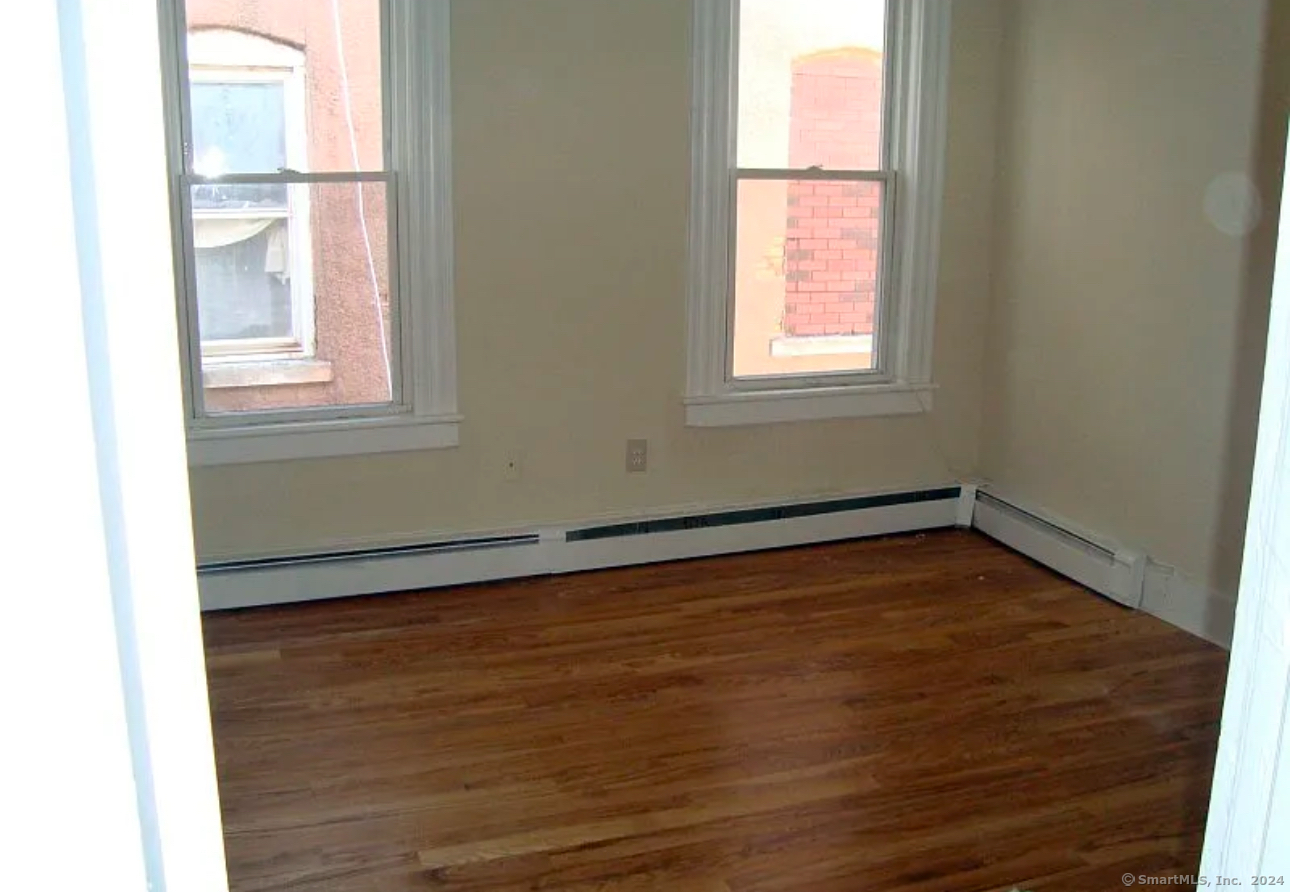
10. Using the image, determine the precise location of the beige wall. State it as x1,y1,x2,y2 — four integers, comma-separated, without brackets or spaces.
981,0,1286,596
188,0,1005,560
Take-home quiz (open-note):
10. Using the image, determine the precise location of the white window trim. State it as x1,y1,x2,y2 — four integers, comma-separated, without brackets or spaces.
188,42,316,363
685,0,950,427
160,0,459,466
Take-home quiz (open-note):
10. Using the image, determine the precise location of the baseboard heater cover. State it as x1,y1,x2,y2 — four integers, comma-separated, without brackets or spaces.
197,486,962,611
971,490,1145,609
552,487,962,575
199,532,541,574
198,534,549,610
566,487,961,542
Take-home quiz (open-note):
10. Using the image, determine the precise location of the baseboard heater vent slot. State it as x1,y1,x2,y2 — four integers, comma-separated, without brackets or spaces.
198,533,541,576
567,487,961,542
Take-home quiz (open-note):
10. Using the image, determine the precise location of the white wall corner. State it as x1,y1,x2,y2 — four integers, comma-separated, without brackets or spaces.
955,482,978,527
970,489,1238,645
1141,561,1237,649
972,492,1135,607
1110,548,1147,610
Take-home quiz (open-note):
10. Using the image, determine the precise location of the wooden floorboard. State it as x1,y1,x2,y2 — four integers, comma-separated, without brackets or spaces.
203,530,1228,892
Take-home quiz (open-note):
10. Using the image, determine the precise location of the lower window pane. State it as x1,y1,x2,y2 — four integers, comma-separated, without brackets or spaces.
196,221,293,341
192,180,395,414
732,178,882,379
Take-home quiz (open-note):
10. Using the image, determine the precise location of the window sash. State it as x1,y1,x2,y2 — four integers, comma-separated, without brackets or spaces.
177,169,403,427
186,51,316,365
181,40,386,177
724,0,899,389
184,171,394,185
727,171,895,387
187,57,308,180
735,168,892,182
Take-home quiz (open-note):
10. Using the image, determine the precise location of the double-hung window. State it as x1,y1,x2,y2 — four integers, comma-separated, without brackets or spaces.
686,0,950,426
188,33,312,367
159,0,457,464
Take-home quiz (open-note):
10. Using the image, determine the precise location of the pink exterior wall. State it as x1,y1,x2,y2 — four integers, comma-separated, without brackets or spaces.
187,0,391,413
783,49,882,338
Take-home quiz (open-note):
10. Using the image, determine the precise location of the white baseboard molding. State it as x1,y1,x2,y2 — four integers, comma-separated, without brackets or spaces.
971,488,1234,648
198,486,961,611
955,482,979,528
1142,561,1237,648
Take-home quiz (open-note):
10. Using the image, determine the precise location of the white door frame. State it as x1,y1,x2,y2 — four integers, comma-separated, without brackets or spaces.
1,2,229,890
1201,129,1290,876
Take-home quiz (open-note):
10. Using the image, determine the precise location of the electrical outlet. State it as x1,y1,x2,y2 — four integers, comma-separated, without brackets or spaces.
504,450,523,481
626,439,648,473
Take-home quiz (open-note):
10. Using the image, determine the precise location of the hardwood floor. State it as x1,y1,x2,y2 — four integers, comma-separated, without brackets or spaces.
202,530,1229,892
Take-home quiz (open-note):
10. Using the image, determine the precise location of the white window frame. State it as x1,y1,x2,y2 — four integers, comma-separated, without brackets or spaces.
188,32,315,364
159,0,459,465
685,0,950,427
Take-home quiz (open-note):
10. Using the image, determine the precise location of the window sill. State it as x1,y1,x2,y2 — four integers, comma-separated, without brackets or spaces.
685,383,934,427
769,334,874,358
186,413,461,466
202,359,334,390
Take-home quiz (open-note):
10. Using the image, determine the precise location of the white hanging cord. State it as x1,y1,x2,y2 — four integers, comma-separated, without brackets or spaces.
330,0,392,400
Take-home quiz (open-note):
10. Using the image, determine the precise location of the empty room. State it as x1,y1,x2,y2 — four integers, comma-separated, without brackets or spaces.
10,0,1290,890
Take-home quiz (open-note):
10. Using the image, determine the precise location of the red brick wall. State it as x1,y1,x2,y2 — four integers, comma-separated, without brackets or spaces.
782,49,882,338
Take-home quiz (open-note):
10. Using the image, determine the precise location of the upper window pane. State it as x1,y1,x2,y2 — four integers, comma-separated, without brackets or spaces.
191,81,286,176
185,0,386,172
737,0,887,170
191,80,289,209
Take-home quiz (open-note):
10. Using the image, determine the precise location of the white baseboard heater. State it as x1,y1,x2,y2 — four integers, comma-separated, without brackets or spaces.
197,482,1237,647
966,488,1234,647
197,486,962,611
971,490,1146,609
